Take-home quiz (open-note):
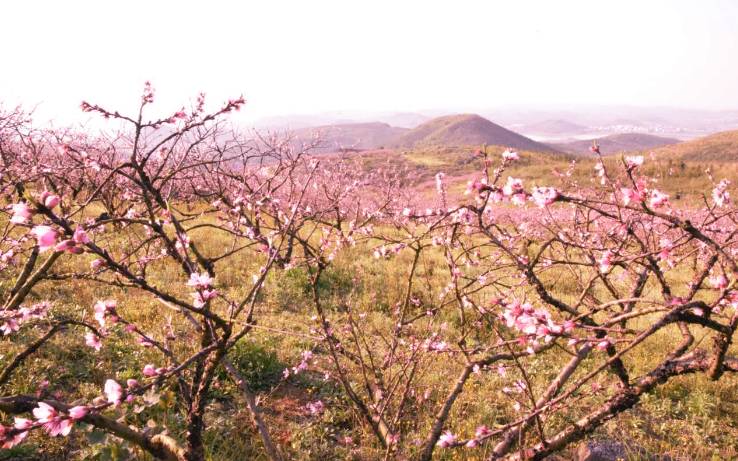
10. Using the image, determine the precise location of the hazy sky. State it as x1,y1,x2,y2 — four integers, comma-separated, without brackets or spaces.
2,0,737,125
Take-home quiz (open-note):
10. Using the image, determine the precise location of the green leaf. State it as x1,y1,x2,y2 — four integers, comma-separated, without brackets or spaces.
87,429,108,444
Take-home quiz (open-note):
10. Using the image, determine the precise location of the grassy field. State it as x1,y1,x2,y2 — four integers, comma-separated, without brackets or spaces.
351,145,738,207
0,241,738,460
2,204,738,460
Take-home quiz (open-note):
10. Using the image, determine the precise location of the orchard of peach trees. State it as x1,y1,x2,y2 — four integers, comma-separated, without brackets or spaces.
1,85,737,460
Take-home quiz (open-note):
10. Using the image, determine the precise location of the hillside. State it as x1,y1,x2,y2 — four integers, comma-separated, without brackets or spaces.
650,129,738,161
290,122,408,152
392,114,559,153
551,133,680,156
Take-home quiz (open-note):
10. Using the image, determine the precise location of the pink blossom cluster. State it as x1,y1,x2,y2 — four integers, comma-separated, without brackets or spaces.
9,202,33,224
501,149,520,161
1,301,50,335
93,299,118,328
32,402,86,437
531,186,559,208
499,299,576,346
283,350,314,378
187,272,218,308
373,243,406,259
713,179,731,207
502,177,527,205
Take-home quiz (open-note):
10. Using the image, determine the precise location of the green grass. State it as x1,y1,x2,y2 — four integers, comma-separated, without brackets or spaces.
2,185,738,460
350,144,738,206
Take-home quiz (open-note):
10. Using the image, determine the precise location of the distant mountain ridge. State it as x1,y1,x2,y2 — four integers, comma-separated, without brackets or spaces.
391,114,559,152
253,112,430,130
249,107,738,143
518,119,588,135
551,133,680,156
289,122,408,152
283,114,560,154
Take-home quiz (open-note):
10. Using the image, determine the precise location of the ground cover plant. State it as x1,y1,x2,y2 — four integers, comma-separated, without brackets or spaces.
1,86,738,460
